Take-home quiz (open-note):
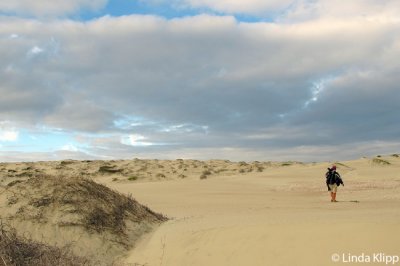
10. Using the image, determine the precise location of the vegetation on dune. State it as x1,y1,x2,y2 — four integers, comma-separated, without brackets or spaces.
334,162,352,169
1,174,168,265
372,158,391,166
200,170,212,179
98,165,123,174
32,176,167,234
0,223,89,266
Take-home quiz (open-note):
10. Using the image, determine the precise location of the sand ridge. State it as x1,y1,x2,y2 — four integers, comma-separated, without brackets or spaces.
0,158,303,184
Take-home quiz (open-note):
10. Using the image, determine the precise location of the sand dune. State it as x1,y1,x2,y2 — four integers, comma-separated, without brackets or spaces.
1,155,400,265
0,172,166,265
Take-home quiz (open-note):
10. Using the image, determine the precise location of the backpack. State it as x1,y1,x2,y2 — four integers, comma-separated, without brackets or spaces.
326,170,337,185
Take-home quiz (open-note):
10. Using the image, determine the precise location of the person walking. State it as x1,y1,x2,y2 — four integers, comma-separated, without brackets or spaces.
326,165,344,202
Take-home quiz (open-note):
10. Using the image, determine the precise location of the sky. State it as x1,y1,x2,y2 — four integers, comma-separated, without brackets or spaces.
1,0,400,162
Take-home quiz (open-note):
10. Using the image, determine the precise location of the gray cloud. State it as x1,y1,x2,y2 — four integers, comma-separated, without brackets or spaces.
1,11,400,161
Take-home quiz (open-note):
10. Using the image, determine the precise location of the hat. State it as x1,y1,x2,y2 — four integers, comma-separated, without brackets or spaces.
331,165,337,170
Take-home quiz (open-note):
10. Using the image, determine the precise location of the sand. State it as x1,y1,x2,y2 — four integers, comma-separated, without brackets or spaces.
108,157,400,266
1,155,400,265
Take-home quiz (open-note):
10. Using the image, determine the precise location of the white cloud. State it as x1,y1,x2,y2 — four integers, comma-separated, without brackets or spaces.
61,144,79,152
121,134,154,147
0,0,107,16
281,0,400,22
27,46,44,57
0,122,19,142
161,124,208,134
303,76,336,108
0,130,19,142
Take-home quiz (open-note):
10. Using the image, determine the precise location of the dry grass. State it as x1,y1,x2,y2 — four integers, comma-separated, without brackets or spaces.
372,158,391,166
0,222,89,266
98,165,123,174
20,175,168,234
200,170,212,179
156,173,166,178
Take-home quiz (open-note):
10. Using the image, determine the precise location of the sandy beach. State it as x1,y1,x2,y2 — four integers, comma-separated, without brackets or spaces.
1,156,400,265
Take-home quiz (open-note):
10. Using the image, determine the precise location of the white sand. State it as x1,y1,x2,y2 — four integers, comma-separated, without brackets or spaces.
105,157,400,266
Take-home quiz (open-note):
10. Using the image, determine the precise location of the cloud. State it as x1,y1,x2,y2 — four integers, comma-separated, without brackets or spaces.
0,130,19,142
181,0,294,15
61,144,79,152
143,0,400,19
0,150,100,162
282,0,400,22
27,46,44,58
0,0,107,16
9,34,19,39
1,11,400,161
0,122,19,142
43,94,118,132
121,134,155,147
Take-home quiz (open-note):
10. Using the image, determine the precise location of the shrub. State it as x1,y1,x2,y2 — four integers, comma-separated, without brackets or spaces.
372,158,391,165
98,165,122,174
256,166,264,172
238,161,247,167
202,170,212,175
200,174,207,179
200,170,212,179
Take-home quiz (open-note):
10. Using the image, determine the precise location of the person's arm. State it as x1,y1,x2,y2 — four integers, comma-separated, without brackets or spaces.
326,174,331,190
337,173,344,186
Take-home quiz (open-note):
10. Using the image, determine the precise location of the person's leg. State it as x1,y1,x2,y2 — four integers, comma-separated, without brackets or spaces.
332,185,338,202
329,185,335,202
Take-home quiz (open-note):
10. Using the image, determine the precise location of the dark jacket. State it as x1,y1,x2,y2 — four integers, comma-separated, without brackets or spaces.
326,168,344,188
